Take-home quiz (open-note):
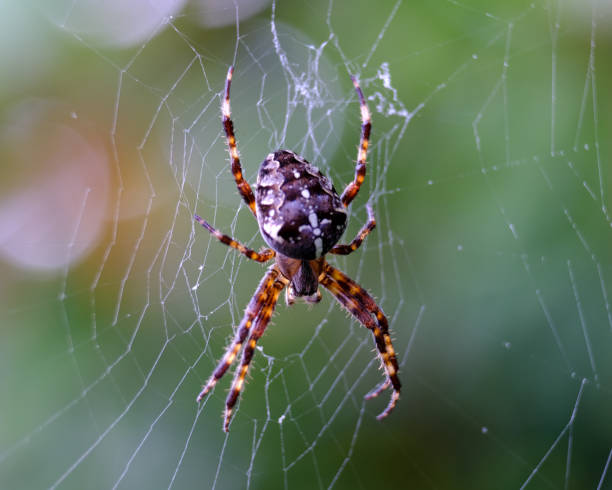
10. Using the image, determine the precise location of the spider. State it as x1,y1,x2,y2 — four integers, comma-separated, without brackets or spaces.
195,66,400,432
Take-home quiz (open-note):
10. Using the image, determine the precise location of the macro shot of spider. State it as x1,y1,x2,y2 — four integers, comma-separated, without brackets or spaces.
195,66,400,432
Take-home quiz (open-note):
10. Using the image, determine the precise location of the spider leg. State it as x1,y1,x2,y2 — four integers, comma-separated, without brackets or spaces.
224,274,286,432
320,263,400,420
330,203,376,255
197,267,282,403
195,215,275,262
364,380,390,400
222,66,257,216
340,76,371,208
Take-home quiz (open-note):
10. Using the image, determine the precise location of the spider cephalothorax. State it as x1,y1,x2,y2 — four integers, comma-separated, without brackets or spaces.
195,66,400,432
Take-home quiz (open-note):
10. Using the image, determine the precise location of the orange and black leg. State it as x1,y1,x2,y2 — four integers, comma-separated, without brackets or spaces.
196,268,284,409
222,66,257,216
341,76,372,208
320,263,400,419
194,215,275,262
223,274,287,431
330,203,376,255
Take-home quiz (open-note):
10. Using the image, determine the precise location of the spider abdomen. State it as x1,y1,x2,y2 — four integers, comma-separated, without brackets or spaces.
256,150,347,260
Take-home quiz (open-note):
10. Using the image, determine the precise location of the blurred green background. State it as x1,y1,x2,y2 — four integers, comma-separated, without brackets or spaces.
1,0,611,489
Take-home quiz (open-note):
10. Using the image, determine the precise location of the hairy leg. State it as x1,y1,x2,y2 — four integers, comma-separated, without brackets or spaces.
195,215,275,262
222,66,257,216
321,263,400,419
330,203,376,255
223,275,286,431
341,76,372,207
196,267,282,404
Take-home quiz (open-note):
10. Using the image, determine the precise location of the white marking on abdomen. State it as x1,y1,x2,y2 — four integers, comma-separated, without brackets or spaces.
308,212,318,228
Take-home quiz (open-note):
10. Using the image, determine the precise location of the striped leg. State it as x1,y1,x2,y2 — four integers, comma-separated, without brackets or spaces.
197,267,282,404
320,263,400,420
223,275,286,432
222,66,257,216
194,215,275,262
330,203,376,255
340,76,372,207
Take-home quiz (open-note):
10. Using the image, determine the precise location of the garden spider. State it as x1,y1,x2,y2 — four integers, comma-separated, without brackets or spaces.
195,66,400,432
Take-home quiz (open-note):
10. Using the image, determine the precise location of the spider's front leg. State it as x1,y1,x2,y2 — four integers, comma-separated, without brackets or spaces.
341,76,371,208
222,65,258,216
321,263,400,419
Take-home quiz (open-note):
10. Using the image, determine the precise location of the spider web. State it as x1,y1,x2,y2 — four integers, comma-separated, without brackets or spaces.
1,0,611,489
